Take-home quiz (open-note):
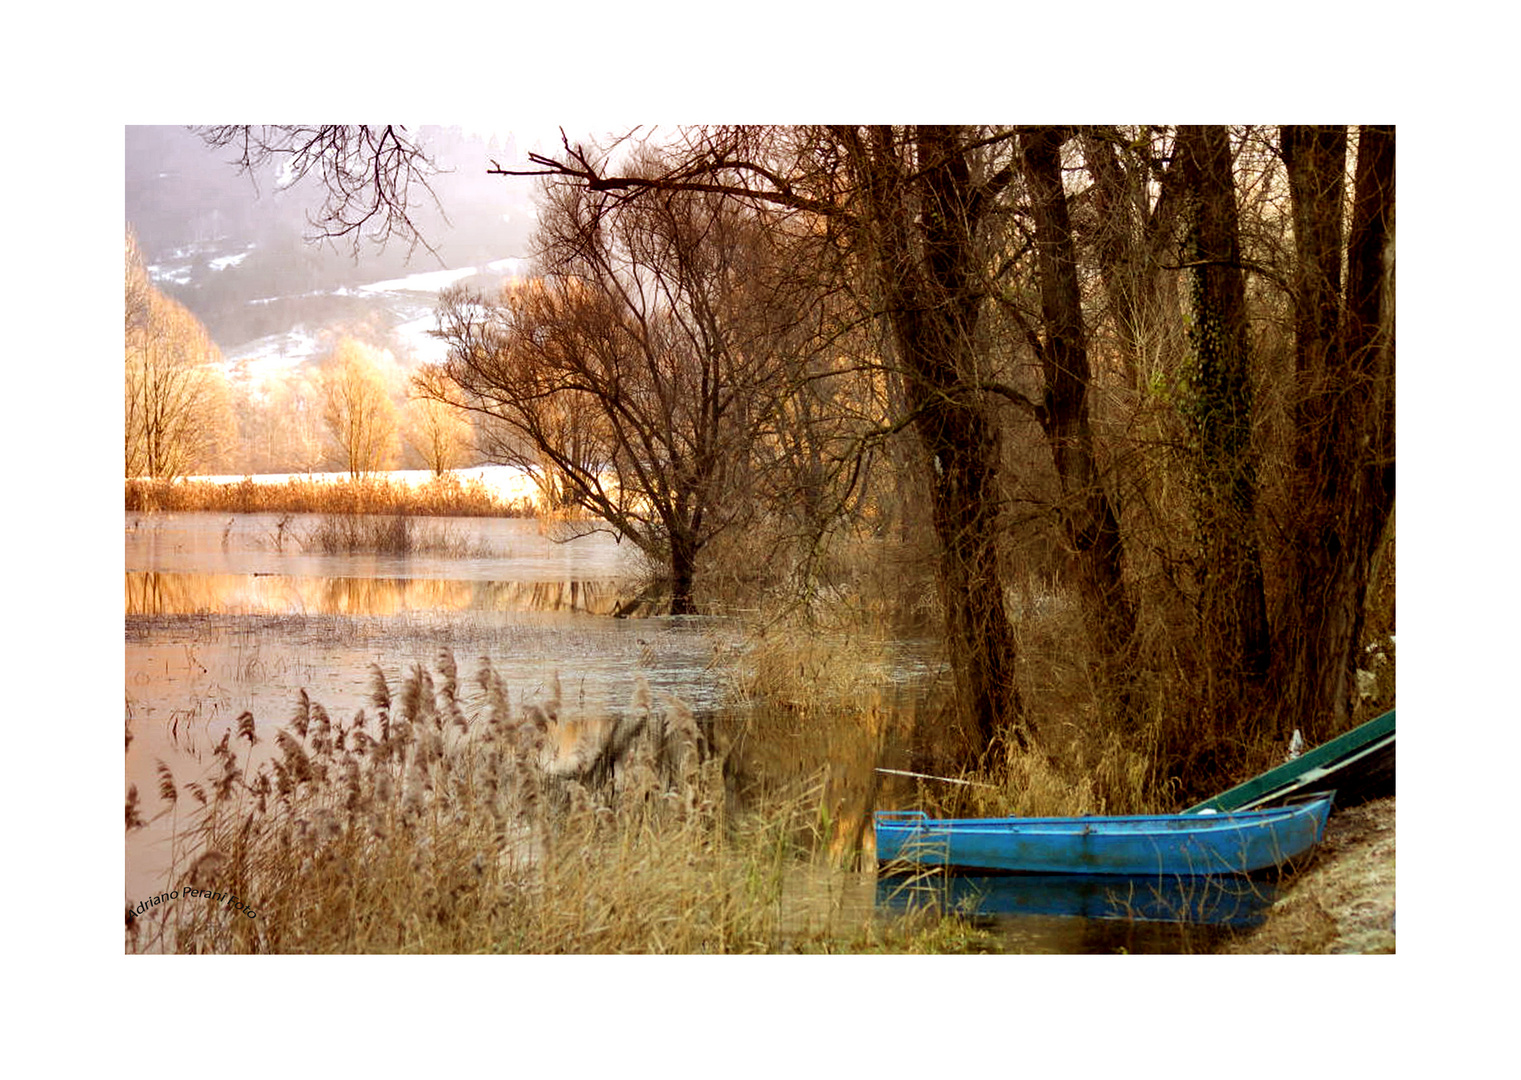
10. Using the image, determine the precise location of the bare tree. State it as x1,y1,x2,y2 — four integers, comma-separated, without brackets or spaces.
425,173,804,613
404,395,473,476
1175,125,1273,727
125,232,236,479
321,338,399,478
1017,127,1138,719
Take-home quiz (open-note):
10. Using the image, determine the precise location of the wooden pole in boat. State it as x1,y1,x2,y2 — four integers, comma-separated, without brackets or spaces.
875,768,995,788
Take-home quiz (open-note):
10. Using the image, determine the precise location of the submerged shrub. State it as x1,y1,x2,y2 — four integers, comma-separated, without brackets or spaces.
297,514,493,557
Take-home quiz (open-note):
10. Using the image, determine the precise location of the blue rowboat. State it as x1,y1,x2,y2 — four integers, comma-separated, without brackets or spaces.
874,793,1332,876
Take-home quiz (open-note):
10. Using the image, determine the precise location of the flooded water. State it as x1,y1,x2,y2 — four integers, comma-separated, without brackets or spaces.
124,511,1260,953
125,514,730,903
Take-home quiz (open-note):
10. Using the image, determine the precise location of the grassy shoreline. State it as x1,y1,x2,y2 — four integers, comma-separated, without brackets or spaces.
126,473,537,517
1222,796,1396,954
126,652,990,954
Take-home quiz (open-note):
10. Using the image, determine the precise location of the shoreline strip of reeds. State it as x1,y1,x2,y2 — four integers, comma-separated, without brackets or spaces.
125,474,537,518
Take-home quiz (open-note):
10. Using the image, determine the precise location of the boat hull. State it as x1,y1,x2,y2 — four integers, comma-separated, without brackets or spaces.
874,794,1332,876
1186,709,1395,813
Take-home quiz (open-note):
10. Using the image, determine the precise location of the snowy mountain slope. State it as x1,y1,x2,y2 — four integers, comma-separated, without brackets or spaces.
127,125,539,384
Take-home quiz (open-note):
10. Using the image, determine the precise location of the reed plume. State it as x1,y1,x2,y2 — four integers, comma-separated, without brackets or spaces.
276,729,313,785
291,689,311,739
126,784,144,831
437,647,458,701
156,760,178,807
311,703,333,758
398,664,426,726
369,663,392,710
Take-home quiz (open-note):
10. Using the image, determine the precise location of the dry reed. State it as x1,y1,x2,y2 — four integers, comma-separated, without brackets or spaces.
125,473,534,517
128,648,981,954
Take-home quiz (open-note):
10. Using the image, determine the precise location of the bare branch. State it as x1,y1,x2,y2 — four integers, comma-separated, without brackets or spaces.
192,125,444,261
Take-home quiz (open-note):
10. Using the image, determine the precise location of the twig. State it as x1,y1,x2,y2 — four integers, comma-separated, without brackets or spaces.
875,768,995,788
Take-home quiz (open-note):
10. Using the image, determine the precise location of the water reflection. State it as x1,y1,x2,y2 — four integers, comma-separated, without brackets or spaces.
876,870,1277,929
126,571,628,616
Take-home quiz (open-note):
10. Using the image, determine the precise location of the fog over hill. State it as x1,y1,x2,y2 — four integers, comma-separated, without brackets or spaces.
125,125,548,380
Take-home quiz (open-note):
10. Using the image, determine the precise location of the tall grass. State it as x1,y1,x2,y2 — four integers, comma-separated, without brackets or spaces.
714,522,1171,847
125,473,535,517
127,649,984,953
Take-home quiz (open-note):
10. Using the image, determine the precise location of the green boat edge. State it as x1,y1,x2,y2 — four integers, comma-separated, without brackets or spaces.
1184,708,1395,813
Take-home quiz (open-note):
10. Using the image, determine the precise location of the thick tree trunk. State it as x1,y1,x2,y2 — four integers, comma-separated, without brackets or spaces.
1175,125,1272,729
903,344,1023,754
668,531,700,615
1020,127,1138,721
856,125,1029,758
1275,125,1396,743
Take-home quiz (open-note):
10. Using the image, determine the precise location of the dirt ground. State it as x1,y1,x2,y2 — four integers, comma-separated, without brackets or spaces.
1223,795,1395,954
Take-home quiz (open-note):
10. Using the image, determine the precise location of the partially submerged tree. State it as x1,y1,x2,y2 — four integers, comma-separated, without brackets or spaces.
424,173,807,613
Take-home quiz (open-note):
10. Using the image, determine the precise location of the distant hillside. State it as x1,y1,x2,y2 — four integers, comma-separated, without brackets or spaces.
126,125,541,376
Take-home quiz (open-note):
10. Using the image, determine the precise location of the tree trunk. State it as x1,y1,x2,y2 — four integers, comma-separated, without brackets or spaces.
907,355,1023,754
668,531,700,615
1175,125,1272,729
1078,131,1143,391
1020,127,1138,721
856,125,1029,757
1274,125,1396,743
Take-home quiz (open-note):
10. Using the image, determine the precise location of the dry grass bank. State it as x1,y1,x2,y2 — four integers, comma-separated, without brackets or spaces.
1222,796,1396,954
